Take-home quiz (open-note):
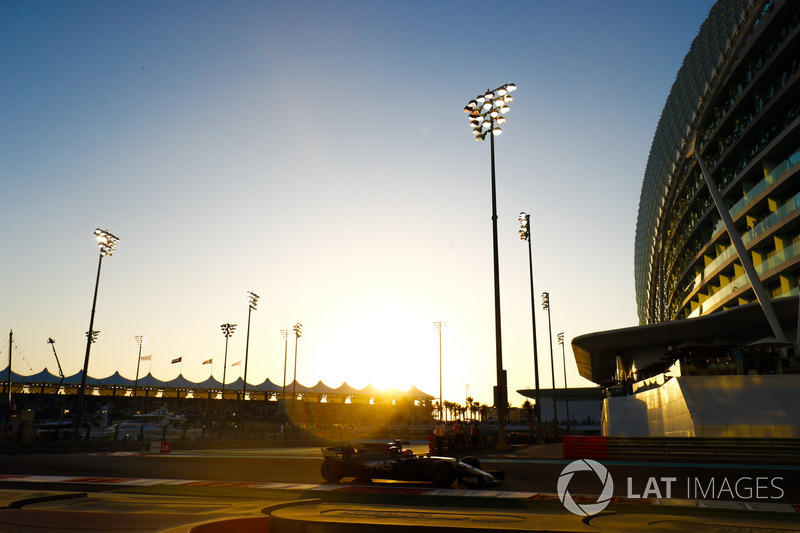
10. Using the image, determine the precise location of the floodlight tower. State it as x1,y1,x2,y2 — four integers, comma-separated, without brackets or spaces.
291,323,302,419
558,332,571,435
433,321,445,421
75,228,118,440
519,212,543,442
464,83,516,447
242,292,259,400
132,335,148,399
220,323,237,436
280,329,289,412
542,292,558,433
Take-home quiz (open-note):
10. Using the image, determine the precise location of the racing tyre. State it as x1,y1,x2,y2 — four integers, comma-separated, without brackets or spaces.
461,456,481,470
431,460,456,488
321,458,344,482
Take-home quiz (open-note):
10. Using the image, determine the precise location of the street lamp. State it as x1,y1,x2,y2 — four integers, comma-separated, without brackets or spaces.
542,292,558,434
464,82,517,447
519,212,543,442
75,228,118,441
558,332,571,435
132,335,148,399
291,323,302,424
433,321,445,421
220,323,237,437
242,292,259,401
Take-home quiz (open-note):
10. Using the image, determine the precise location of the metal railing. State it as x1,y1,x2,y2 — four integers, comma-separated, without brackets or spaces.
563,436,800,464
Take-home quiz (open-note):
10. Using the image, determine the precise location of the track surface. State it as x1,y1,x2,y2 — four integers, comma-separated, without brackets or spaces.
1,446,798,504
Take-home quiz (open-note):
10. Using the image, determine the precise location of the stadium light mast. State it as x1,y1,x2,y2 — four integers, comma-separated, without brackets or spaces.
220,323,237,437
433,321,445,421
542,292,558,433
558,332,571,435
519,212,543,442
6,330,12,409
242,291,259,400
291,323,302,420
75,228,118,441
464,82,516,448
280,329,289,413
132,335,148,399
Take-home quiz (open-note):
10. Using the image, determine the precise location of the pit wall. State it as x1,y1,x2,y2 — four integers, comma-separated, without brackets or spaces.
602,374,800,437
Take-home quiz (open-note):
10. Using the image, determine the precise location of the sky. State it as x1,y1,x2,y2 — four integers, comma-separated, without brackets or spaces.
1,1,716,408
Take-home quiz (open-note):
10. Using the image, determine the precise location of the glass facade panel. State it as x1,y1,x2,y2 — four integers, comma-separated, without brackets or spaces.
635,0,800,324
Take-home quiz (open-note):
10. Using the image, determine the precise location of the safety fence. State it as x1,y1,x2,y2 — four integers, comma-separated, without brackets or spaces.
562,436,800,463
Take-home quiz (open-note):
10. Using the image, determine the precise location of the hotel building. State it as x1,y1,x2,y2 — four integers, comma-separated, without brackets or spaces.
574,0,800,437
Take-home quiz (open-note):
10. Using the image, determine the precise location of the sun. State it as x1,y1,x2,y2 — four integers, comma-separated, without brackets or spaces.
302,298,439,395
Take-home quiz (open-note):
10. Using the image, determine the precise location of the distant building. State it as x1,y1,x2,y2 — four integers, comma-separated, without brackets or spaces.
575,0,800,437
516,387,602,435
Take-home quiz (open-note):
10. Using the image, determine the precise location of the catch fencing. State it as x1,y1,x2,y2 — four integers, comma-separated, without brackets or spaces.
562,435,800,464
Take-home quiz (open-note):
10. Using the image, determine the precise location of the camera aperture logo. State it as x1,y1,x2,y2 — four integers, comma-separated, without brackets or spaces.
557,459,786,516
557,459,614,516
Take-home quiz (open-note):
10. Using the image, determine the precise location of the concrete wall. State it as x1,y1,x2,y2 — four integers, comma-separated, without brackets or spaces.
602,374,800,437
682,375,800,437
602,376,699,437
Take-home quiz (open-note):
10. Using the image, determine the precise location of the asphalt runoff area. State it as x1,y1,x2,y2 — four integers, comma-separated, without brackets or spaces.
0,444,798,532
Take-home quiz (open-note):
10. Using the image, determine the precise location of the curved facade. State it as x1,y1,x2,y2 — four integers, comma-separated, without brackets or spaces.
635,0,800,324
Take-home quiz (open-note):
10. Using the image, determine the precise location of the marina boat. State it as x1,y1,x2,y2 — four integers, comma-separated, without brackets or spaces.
35,420,90,442
104,407,200,441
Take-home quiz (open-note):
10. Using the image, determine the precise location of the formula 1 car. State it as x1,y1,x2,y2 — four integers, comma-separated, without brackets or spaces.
320,439,504,488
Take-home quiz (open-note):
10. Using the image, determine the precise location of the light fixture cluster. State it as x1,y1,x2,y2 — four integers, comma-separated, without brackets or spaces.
94,228,119,256
221,323,237,337
247,291,260,311
518,212,531,241
293,323,303,337
464,83,516,141
542,291,550,310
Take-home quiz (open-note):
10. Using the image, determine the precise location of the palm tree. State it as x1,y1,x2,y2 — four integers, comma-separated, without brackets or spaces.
453,402,462,421
522,399,533,426
470,401,480,421
443,401,454,422
466,396,474,420
521,399,536,442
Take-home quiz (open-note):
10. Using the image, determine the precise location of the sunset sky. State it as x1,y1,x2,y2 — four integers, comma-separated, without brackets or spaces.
1,1,715,407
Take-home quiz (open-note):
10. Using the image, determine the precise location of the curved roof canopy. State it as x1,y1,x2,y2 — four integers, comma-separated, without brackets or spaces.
572,297,799,384
4,370,434,399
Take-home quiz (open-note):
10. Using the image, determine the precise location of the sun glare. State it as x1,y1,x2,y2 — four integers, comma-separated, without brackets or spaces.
308,297,438,395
